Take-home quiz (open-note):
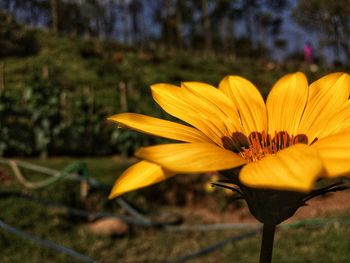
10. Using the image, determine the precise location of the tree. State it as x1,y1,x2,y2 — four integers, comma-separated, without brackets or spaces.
174,0,183,48
211,0,237,54
129,0,143,43
201,0,212,52
50,0,59,32
293,0,350,64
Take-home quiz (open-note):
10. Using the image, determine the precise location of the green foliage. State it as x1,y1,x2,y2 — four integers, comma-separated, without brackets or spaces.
0,76,119,157
0,90,33,155
55,91,116,156
0,11,39,58
24,77,63,157
0,12,337,157
235,37,269,58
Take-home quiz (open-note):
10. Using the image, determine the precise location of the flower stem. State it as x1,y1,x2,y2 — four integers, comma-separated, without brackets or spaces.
259,224,276,263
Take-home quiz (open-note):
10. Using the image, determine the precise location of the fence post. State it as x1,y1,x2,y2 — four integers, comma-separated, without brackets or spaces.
119,81,128,111
0,62,5,91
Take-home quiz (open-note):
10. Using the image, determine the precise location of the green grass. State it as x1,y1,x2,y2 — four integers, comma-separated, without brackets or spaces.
224,220,350,263
0,157,349,262
1,28,336,113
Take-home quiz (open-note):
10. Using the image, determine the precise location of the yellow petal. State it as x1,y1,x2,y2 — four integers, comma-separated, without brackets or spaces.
317,100,350,138
219,76,267,134
108,113,211,143
151,84,228,145
136,143,246,173
109,161,175,198
312,132,350,178
298,73,350,140
266,72,308,136
182,82,243,132
239,144,323,192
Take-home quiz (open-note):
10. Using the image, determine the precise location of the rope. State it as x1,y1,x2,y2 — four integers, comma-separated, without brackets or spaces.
0,190,152,226
1,159,89,190
0,158,176,227
0,219,96,263
164,222,259,231
164,229,261,263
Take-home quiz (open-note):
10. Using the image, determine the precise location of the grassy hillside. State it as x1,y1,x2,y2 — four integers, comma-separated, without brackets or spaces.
2,24,332,109
0,12,344,157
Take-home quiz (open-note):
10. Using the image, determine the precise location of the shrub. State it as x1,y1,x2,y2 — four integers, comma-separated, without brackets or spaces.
0,11,39,58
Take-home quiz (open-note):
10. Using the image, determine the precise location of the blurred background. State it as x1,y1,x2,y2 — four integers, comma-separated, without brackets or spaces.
0,0,349,262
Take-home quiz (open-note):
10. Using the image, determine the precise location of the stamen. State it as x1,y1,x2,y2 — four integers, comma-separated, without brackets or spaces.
239,131,308,162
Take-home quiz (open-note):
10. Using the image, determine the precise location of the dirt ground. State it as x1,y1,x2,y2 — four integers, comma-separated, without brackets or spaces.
184,190,350,224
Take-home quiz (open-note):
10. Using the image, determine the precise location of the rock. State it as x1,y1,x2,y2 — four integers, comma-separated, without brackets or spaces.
86,217,129,236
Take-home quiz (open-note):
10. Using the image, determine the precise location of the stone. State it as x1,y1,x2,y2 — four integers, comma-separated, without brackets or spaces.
86,217,129,236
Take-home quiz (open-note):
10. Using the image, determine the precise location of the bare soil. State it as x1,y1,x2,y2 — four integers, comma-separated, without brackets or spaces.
183,191,350,224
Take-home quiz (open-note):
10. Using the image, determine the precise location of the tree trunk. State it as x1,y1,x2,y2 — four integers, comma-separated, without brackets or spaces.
244,0,254,47
121,0,130,44
175,0,183,48
0,62,5,92
164,0,172,48
50,0,59,33
130,0,142,43
201,0,212,52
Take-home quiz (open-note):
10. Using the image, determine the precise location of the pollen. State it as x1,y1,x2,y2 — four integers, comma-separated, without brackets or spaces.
240,131,308,162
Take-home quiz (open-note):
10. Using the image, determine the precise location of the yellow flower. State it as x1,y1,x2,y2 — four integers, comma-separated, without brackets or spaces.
108,72,350,200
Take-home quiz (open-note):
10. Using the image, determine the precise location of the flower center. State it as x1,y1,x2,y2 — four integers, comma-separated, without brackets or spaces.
222,131,308,162
240,131,308,162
